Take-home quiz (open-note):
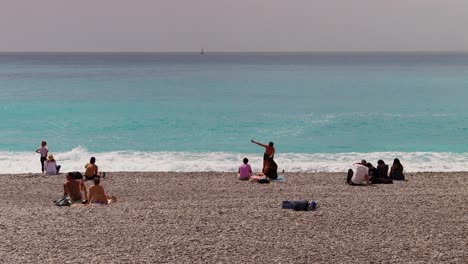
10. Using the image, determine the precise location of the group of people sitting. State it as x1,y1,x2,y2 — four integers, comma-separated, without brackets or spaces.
238,140,278,181
61,157,111,205
63,172,109,205
347,158,405,185
238,157,278,181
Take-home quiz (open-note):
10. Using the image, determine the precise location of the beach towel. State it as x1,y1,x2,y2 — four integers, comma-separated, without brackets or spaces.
248,175,270,184
270,174,286,182
249,175,266,182
250,175,285,183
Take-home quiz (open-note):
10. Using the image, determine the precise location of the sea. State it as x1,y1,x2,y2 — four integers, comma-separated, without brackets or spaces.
1,52,468,174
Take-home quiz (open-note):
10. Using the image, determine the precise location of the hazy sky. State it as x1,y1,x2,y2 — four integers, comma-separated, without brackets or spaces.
1,0,467,52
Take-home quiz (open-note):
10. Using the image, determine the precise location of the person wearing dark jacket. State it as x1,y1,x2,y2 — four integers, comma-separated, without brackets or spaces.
389,158,405,180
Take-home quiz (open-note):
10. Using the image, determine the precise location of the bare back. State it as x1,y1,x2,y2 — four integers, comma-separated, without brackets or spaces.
85,163,98,177
89,185,107,204
64,181,82,201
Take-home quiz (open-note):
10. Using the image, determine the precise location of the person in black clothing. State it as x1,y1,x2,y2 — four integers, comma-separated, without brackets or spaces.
372,160,393,184
365,162,378,183
389,158,405,180
263,157,278,180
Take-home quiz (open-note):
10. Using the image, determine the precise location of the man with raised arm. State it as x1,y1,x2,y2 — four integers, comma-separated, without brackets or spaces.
251,139,275,171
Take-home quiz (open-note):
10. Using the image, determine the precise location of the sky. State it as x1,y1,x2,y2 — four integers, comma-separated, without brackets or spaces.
1,0,467,52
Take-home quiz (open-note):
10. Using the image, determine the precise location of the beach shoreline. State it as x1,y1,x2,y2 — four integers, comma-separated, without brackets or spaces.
0,171,466,263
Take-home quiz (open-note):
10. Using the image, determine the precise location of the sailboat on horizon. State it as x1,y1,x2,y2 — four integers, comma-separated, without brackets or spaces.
200,48,204,55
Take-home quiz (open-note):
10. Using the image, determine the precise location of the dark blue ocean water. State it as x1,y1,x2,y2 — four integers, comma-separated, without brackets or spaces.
1,52,468,172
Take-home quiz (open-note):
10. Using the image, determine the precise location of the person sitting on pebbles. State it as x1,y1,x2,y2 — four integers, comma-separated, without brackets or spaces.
84,157,99,180
238,158,253,180
389,158,405,180
44,154,61,175
87,178,109,205
263,157,278,180
347,161,370,185
64,172,87,203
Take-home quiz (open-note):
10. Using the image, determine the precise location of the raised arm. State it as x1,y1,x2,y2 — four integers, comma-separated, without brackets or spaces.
251,139,268,148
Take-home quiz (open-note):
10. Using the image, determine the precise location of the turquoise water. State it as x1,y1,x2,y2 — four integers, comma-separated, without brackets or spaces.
1,52,468,173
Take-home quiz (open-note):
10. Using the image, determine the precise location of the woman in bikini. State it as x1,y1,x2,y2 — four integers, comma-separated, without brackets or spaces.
87,178,108,205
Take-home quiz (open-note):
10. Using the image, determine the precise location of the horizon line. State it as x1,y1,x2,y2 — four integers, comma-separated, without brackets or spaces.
1,50,468,54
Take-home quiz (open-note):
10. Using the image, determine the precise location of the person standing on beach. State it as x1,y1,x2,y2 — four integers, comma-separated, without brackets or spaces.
84,157,99,180
35,140,48,173
251,139,275,170
238,158,253,180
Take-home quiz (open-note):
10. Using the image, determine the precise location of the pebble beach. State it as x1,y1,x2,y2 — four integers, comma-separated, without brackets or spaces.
0,171,466,263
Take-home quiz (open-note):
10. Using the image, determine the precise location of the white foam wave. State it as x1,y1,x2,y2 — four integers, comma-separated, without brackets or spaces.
2,147,468,174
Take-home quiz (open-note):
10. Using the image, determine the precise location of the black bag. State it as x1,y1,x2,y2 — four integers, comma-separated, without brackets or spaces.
292,200,309,211
54,196,71,206
258,178,270,184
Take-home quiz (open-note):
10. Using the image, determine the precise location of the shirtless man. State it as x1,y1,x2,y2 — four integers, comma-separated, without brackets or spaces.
64,172,87,202
251,139,275,170
84,157,99,180
87,178,108,205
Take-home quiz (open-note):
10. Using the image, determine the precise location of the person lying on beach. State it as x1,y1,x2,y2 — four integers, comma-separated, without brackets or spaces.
35,140,48,173
44,154,61,175
87,178,109,205
389,158,405,180
64,172,87,203
347,162,370,185
238,158,253,180
251,139,275,170
84,157,99,180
